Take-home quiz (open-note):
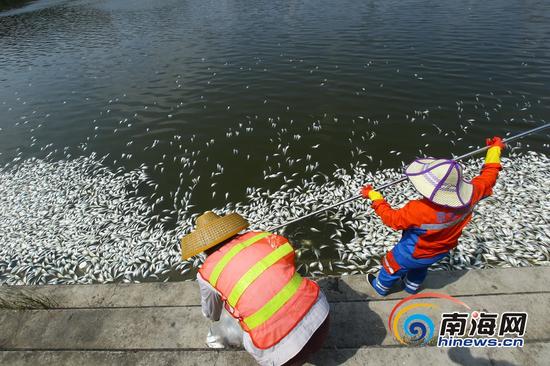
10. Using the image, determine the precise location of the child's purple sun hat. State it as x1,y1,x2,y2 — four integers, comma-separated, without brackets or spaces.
405,158,473,208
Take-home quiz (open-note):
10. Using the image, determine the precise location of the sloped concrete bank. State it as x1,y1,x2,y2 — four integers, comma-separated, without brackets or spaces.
1,267,549,365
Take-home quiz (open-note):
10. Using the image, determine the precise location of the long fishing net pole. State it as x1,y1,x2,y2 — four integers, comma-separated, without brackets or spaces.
267,123,550,232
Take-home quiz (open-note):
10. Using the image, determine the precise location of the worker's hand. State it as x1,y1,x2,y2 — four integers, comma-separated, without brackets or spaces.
361,185,384,201
486,136,506,150
485,136,504,165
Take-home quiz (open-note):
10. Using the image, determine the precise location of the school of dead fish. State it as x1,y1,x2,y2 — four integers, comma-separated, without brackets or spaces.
2,0,550,287
0,148,548,286
2,55,549,286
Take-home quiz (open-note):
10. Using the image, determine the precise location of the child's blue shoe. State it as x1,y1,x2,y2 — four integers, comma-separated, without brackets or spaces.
367,273,388,297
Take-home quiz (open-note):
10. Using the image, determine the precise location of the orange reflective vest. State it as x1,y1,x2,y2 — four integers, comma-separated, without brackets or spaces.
198,231,319,349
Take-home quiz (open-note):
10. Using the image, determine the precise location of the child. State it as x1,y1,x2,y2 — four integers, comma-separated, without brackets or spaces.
362,137,505,296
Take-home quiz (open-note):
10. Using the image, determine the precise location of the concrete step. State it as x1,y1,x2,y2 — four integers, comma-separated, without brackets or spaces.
1,267,549,365
1,266,548,309
0,293,547,350
0,343,548,366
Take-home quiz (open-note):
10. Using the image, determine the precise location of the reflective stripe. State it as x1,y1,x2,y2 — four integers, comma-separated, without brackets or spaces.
228,242,293,307
404,278,420,289
383,257,391,273
243,272,303,330
383,257,394,274
419,208,474,231
209,232,270,286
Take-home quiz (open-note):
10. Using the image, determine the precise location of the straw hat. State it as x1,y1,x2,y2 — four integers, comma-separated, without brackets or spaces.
405,158,473,208
180,211,249,260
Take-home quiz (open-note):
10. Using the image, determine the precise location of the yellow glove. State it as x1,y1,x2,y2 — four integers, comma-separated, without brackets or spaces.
484,137,505,164
369,190,383,201
361,185,384,201
485,147,502,164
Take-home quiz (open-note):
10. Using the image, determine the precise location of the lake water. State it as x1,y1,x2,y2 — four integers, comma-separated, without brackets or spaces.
0,0,549,283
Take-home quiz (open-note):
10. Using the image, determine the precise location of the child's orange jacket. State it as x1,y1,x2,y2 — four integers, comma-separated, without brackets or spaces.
372,163,502,259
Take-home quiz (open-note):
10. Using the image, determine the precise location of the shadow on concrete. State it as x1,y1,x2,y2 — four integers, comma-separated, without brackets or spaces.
308,277,387,365
448,347,517,366
422,268,468,291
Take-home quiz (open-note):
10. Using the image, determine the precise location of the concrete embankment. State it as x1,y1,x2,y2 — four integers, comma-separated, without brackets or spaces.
1,267,549,365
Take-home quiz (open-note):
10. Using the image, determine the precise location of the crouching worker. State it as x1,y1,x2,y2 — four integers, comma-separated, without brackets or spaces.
181,211,330,366
361,137,505,296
